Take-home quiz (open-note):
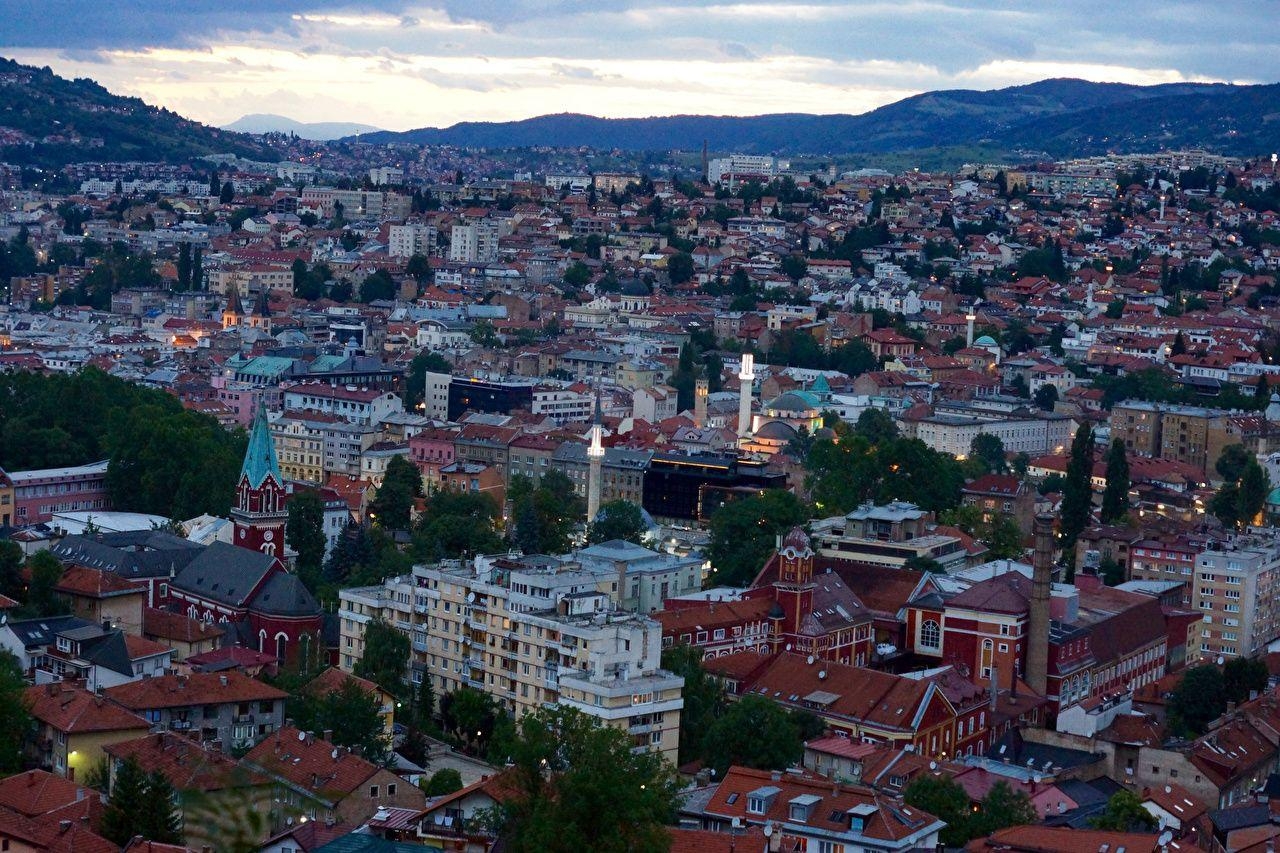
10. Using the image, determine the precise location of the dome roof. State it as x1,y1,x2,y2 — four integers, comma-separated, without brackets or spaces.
974,334,999,347
767,391,819,412
1268,486,1280,507
755,420,800,441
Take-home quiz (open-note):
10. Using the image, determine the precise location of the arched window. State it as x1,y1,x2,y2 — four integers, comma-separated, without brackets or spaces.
299,634,312,673
263,542,276,556
275,633,288,662
259,629,268,653
920,620,941,650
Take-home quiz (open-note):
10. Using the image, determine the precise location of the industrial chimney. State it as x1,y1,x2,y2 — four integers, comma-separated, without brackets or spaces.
1026,513,1054,696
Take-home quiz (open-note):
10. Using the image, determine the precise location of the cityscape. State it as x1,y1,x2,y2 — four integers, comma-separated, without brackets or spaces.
2,7,1280,853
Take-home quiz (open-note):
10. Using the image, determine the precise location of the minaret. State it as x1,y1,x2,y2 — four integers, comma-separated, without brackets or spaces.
737,353,755,439
231,402,288,557
966,310,976,348
693,378,709,428
1026,513,1054,696
586,391,604,524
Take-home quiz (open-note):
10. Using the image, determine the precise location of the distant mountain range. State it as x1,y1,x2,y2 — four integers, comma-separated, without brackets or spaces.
223,113,383,141
355,78,1280,158
0,57,276,166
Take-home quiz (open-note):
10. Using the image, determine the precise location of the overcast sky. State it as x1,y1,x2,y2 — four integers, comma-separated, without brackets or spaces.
1,1,1275,130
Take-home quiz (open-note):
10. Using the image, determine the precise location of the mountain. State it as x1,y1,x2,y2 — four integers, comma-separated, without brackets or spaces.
356,78,1279,158
223,113,383,141
0,57,277,166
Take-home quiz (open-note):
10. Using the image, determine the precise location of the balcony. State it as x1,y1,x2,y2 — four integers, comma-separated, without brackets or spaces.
412,639,428,653
234,714,254,724
170,720,192,731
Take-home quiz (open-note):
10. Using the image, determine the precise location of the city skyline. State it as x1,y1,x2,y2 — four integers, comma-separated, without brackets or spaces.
0,0,1274,131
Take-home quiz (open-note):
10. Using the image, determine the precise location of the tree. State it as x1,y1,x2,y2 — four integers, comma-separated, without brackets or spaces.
404,350,452,411
974,781,1038,837
1099,556,1125,586
780,254,808,283
1091,790,1158,831
508,471,582,555
440,687,502,754
1239,459,1270,526
413,491,503,561
0,651,29,774
1171,331,1187,356
287,490,327,593
353,620,410,698
854,408,899,443
706,491,809,587
176,242,192,291
587,500,649,544
671,341,699,412
209,170,220,197
904,775,973,847
1033,384,1058,411
423,768,464,796
486,706,678,853
970,433,1007,474
1059,421,1095,551
829,340,877,377
369,455,424,530
405,253,433,284
0,541,22,603
220,181,234,204
1217,444,1253,482
661,645,726,766
1223,656,1270,704
139,770,184,844
1100,439,1131,524
359,268,397,303
415,670,438,731
1169,665,1227,735
667,252,694,284
701,694,812,778
25,550,67,617
101,757,150,845
294,675,391,764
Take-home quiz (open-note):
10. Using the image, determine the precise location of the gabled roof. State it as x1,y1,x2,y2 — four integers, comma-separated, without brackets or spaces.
24,683,151,734
0,770,93,817
104,732,270,792
244,727,381,803
104,671,287,710
0,803,117,853
173,542,277,609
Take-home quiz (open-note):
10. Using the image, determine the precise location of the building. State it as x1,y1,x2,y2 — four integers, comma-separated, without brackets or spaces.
908,412,1075,458
449,220,506,264
6,460,109,525
300,188,412,220
338,556,684,765
103,671,287,752
1192,534,1280,659
642,452,786,521
24,682,151,780
551,443,650,508
961,474,1035,535
1110,401,1260,480
281,383,402,427
422,373,534,422
810,502,969,571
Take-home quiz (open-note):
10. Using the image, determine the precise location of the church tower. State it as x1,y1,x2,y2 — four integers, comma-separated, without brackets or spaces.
232,403,287,556
247,287,273,332
773,527,816,639
222,284,244,329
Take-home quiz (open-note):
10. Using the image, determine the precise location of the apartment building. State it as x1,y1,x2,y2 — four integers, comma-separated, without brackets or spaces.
387,223,437,258
449,220,507,264
1110,401,1261,480
1193,534,1280,659
907,411,1075,458
281,383,401,427
810,501,969,571
339,556,684,764
300,188,412,220
551,442,650,508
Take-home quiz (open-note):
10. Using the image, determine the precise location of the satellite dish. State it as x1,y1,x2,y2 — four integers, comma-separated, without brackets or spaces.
1158,831,1174,847
929,761,937,771
807,655,815,665
466,592,475,603
785,644,792,652
297,731,306,741
818,670,827,680
763,823,773,838
331,748,339,759
1217,656,1225,666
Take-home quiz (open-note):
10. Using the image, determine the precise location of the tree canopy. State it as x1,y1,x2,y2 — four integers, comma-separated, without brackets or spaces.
706,490,809,587
369,455,424,530
587,500,649,545
353,619,410,698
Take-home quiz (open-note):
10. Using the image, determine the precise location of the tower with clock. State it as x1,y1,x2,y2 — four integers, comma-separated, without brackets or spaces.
231,402,288,556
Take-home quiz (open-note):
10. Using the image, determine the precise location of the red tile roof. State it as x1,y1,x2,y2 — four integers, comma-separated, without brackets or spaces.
142,608,224,644
104,671,286,710
24,683,151,734
0,771,93,817
243,727,379,800
104,732,270,792
54,566,146,598
0,804,117,853
968,825,1190,853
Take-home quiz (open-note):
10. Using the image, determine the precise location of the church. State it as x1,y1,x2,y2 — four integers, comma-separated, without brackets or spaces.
160,404,324,665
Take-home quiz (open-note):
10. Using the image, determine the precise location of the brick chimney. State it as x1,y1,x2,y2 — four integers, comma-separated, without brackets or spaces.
1026,513,1054,696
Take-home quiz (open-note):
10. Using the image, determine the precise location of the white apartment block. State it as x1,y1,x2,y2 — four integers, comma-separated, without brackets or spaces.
369,167,405,186
339,558,684,764
449,221,507,264
1194,535,1280,659
531,387,595,425
281,383,402,427
707,154,789,184
908,412,1076,458
388,224,437,259
300,188,412,220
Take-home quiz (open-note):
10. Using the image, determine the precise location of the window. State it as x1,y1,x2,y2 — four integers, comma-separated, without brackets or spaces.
920,620,941,650
388,783,397,796
369,785,380,798
747,796,765,814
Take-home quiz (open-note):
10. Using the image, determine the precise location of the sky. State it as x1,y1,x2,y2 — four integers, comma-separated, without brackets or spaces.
0,1,1275,131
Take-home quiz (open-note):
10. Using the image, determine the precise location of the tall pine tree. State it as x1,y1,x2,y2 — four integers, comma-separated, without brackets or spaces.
101,757,150,844
1059,421,1095,553
1100,439,1131,524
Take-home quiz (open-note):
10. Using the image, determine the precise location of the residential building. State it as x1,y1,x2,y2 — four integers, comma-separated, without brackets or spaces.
810,501,969,571
24,682,151,781
1192,533,1280,659
961,474,1036,535
103,671,287,752
6,460,109,525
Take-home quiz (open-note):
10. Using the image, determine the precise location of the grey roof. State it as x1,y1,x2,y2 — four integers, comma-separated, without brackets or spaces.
252,572,321,617
52,531,203,580
173,542,278,609
78,630,135,677
754,420,800,441
4,616,93,648
552,442,652,469
1209,803,1271,832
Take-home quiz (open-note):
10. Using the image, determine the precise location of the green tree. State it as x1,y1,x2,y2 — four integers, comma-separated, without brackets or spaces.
294,675,391,764
1033,384,1058,411
1100,439,1131,524
706,491,809,587
440,687,502,754
0,541,22,602
176,242,192,291
413,491,503,561
0,651,30,774
1223,656,1270,704
904,775,972,847
415,671,438,732
508,471,583,555
1090,790,1158,832
406,253,433,284
587,500,649,544
1059,421,1095,551
24,550,67,617
780,254,808,283
220,181,234,204
970,433,1007,474
667,252,694,284
353,620,410,698
100,757,152,844
974,781,1038,837
855,408,899,443
1239,459,1270,526
1099,556,1125,586
140,770,184,844
701,694,810,779
829,340,877,377
1217,444,1253,482
423,768,464,796
1169,665,1227,735
369,455,424,530
661,645,725,766
486,706,678,853
404,350,453,411
286,490,327,594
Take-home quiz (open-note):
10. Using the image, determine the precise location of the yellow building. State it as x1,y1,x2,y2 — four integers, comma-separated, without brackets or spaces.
25,682,151,782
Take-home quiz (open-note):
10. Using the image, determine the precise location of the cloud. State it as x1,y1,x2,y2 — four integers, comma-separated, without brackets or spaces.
1,0,1275,128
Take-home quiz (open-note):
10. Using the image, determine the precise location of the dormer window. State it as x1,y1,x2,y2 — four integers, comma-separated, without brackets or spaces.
788,794,821,823
748,796,765,814
746,785,780,815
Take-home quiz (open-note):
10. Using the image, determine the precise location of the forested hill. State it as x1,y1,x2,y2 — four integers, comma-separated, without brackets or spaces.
0,57,278,166
358,78,1280,157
